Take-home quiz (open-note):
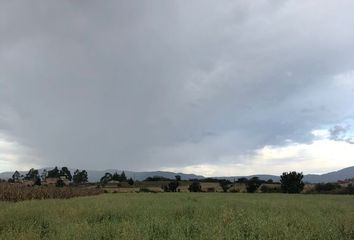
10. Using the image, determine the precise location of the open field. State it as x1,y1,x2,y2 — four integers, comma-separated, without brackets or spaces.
0,193,353,240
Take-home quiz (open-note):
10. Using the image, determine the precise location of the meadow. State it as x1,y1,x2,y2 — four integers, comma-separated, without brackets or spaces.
0,193,353,240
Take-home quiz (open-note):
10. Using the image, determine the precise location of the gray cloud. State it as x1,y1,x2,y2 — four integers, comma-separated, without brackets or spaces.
0,1,354,173
330,125,354,144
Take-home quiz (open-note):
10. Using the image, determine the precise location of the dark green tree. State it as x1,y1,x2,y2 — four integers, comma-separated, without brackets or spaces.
175,175,181,181
280,171,304,193
81,170,88,183
61,167,72,181
237,177,248,183
219,179,231,192
168,181,179,192
24,168,39,180
73,169,88,184
266,179,274,184
188,181,202,192
112,172,120,181
120,171,127,181
128,178,134,185
47,167,60,178
24,168,41,185
100,172,112,185
12,171,21,182
41,169,48,181
246,177,262,193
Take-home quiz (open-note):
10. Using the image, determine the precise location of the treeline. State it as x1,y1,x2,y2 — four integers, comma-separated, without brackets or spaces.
7,167,88,186
308,182,354,195
99,171,134,185
159,172,354,194
4,168,354,195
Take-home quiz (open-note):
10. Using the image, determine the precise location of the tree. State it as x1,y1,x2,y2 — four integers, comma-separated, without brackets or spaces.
100,172,112,185
112,172,120,181
175,175,181,181
280,171,304,193
12,171,21,182
80,170,88,183
266,179,274,184
24,168,41,185
73,169,88,184
237,177,248,183
128,178,134,185
120,171,127,181
144,176,172,181
41,169,48,181
47,167,60,178
169,181,179,192
24,168,39,180
73,169,80,184
246,177,262,193
61,167,72,181
219,179,231,192
188,181,202,192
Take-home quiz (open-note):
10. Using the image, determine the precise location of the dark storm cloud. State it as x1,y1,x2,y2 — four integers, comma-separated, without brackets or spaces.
0,1,354,172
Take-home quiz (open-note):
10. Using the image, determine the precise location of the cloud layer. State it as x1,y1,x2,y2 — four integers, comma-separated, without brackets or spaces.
0,1,353,174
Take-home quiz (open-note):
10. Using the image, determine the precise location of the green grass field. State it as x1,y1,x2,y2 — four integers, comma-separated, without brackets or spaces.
0,193,353,240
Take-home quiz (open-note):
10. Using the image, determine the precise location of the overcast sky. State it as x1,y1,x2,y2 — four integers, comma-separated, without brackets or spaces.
0,1,353,176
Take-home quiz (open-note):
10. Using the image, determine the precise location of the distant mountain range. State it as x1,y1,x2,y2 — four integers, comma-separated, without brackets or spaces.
0,166,353,183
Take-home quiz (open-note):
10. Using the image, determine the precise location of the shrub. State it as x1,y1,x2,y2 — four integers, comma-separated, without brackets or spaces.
139,188,155,193
338,184,354,195
314,183,341,193
260,185,281,193
229,188,239,193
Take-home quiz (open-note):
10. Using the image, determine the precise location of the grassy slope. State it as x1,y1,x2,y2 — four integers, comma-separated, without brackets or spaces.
0,193,353,240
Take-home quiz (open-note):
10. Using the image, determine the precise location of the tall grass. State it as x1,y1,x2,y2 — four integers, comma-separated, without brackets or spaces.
0,193,353,239
0,183,103,202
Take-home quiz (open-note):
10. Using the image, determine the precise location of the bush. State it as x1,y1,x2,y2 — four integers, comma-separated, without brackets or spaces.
139,188,156,193
229,189,239,193
337,184,354,195
314,183,341,193
260,185,281,193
